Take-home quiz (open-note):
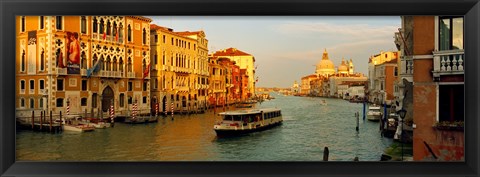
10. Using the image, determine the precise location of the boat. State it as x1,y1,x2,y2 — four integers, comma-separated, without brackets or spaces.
367,105,382,121
62,115,95,132
214,108,283,137
82,118,111,129
124,115,158,124
320,99,328,106
235,103,254,108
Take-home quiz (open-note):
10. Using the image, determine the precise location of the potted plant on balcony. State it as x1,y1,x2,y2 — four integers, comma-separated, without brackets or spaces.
433,120,464,131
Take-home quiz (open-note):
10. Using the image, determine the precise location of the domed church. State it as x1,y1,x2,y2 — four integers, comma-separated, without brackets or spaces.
315,49,336,77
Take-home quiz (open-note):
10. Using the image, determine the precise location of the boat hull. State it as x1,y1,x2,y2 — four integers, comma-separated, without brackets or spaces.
214,121,283,137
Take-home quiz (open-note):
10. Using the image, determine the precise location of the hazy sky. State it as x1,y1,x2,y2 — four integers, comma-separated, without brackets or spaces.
148,16,400,88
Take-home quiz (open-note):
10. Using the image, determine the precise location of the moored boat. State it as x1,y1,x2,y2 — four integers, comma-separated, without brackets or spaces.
214,108,283,137
62,115,95,132
367,105,382,121
320,99,328,106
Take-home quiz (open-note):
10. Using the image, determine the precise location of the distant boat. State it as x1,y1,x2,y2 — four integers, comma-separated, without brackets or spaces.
320,99,328,106
61,115,95,132
367,105,382,121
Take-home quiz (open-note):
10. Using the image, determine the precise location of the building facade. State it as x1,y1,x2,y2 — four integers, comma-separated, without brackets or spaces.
397,16,464,161
16,16,152,118
212,48,256,98
150,24,209,113
367,51,400,104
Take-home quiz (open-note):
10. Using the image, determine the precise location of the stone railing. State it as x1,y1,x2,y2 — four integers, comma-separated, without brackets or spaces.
57,68,67,75
433,49,464,77
401,56,414,75
127,72,135,78
80,69,87,76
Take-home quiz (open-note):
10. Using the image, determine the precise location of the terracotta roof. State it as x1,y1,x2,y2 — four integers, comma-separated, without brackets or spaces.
176,31,202,36
150,24,172,31
213,48,252,56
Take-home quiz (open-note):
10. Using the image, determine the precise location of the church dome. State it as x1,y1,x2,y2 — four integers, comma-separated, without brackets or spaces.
315,49,336,76
338,58,349,72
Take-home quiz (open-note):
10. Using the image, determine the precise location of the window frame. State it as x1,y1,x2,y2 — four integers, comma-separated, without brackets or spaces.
438,16,464,51
57,78,64,91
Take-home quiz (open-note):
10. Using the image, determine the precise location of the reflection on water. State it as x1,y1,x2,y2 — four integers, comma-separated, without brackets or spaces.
16,95,392,161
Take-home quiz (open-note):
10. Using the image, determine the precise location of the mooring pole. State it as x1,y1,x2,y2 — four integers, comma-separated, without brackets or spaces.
356,112,359,132
363,101,366,121
31,111,35,130
323,147,329,161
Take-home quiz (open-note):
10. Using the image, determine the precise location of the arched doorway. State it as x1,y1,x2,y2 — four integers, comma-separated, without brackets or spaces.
101,86,114,112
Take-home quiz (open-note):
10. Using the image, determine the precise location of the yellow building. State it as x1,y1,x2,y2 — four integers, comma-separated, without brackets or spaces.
150,24,209,113
16,16,152,118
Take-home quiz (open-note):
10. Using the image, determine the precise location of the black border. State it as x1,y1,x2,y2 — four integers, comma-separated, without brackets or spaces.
1,0,479,176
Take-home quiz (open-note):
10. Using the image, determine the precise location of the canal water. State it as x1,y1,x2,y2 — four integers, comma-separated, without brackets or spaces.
16,94,393,161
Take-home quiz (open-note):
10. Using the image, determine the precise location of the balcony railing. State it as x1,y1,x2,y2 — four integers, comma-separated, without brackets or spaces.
57,68,67,75
433,49,464,77
81,69,87,76
127,72,135,78
400,56,414,76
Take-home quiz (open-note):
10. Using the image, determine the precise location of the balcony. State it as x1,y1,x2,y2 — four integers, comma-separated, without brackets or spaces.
433,49,464,77
57,68,67,75
127,72,135,78
400,55,413,82
81,69,87,76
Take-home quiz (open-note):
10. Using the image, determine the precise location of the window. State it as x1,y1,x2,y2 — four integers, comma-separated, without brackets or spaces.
93,17,98,33
40,50,45,71
21,50,25,72
128,96,132,104
81,16,87,34
128,81,132,91
82,80,87,91
99,19,104,34
57,79,64,91
163,35,165,43
81,98,87,106
92,93,97,108
154,54,158,66
155,34,158,43
143,81,147,91
29,80,34,93
143,96,147,104
120,94,125,107
439,84,464,122
394,66,398,76
20,80,25,94
127,25,132,42
439,16,464,50
81,52,87,69
21,16,25,32
39,98,43,108
20,98,25,108
39,16,44,29
30,98,34,109
56,98,64,107
39,80,44,91
56,16,62,30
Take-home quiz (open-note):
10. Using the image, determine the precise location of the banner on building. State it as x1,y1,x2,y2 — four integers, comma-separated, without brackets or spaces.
66,32,80,74
27,31,37,75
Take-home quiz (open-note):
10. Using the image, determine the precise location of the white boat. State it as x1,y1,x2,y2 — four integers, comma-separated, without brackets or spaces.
367,105,382,121
214,108,283,137
81,118,111,129
320,99,328,106
62,115,95,132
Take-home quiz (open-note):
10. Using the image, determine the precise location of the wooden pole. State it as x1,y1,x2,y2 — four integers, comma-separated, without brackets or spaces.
356,112,359,132
31,110,35,130
58,111,61,131
85,108,87,118
323,147,329,161
49,111,52,132
39,111,43,131
91,108,94,119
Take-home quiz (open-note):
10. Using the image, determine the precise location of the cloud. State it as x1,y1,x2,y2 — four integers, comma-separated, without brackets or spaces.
276,22,398,40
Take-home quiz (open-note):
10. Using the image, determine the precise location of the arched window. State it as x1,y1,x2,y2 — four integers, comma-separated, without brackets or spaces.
113,57,117,71
81,16,87,34
106,20,111,35
20,98,25,107
30,98,35,109
142,28,146,44
21,16,26,32
92,17,98,33
81,52,86,69
106,56,111,71
119,57,123,72
92,54,97,68
127,57,132,72
119,23,123,42
21,50,25,72
56,16,63,30
100,56,105,71
127,25,132,42
40,50,45,71
99,19,104,34
142,59,146,71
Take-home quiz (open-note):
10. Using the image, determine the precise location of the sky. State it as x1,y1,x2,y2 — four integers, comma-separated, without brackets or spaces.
148,16,401,88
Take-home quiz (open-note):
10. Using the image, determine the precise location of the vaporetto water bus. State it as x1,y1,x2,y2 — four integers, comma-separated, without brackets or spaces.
214,108,283,137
